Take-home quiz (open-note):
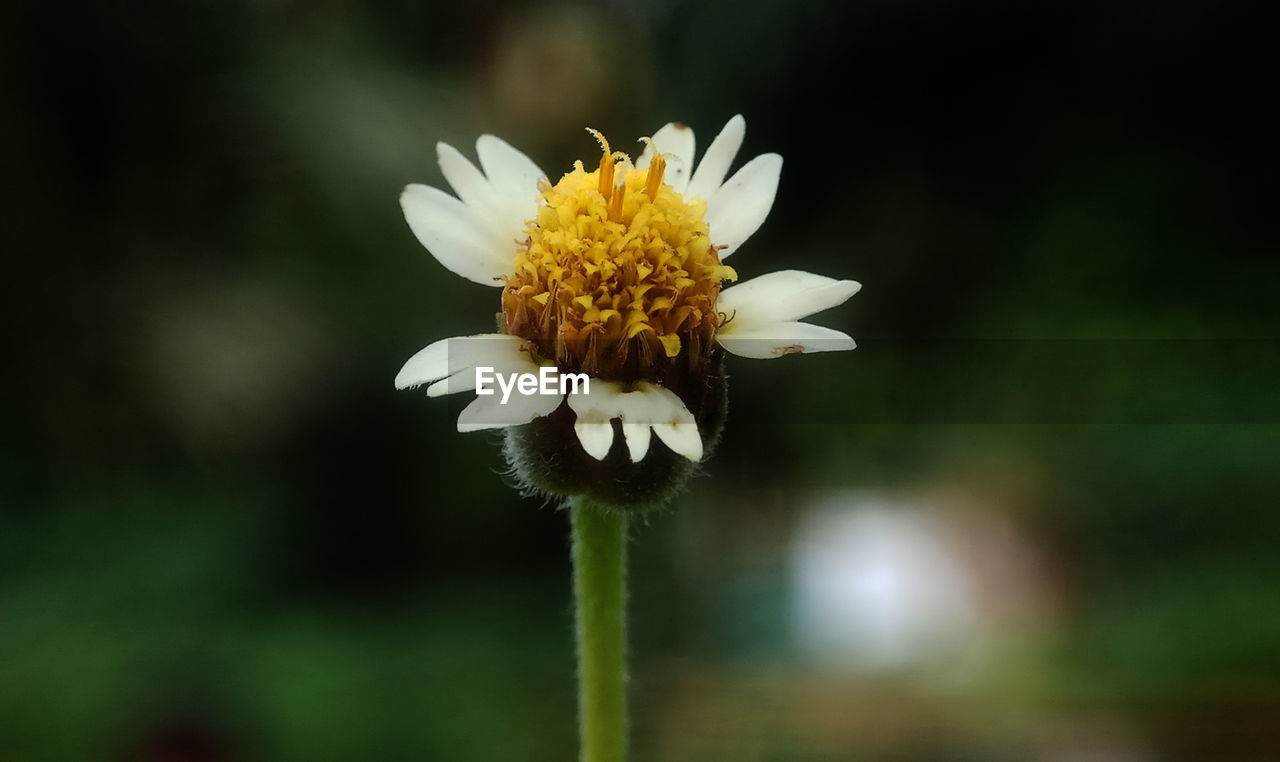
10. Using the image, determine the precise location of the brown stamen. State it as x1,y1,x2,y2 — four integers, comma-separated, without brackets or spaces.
587,128,614,197
638,137,667,201
598,152,614,197
645,154,665,201
607,177,626,222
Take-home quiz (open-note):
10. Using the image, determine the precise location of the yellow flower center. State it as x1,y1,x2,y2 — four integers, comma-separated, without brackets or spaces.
502,129,736,380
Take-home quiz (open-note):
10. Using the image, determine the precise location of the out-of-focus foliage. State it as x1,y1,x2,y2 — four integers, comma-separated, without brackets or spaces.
2,0,1276,760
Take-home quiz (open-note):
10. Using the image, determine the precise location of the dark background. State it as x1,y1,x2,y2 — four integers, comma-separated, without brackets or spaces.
2,1,1277,760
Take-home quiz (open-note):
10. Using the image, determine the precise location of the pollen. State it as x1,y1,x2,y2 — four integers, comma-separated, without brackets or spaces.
502,129,737,379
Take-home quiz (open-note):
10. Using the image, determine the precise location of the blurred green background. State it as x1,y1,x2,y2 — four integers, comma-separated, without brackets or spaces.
3,1,1277,760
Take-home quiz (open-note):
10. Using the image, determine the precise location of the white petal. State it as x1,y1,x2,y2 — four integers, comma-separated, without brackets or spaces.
574,422,616,460
567,380,703,462
705,153,782,258
567,379,624,414
717,270,862,333
475,134,546,209
438,140,539,273
636,122,696,196
620,422,652,462
425,337,540,397
568,381,624,460
716,321,857,359
426,356,529,397
456,389,562,433
394,334,527,392
426,335,532,396
437,142,501,217
652,421,703,462
685,114,746,203
400,184,509,285
395,337,450,391
633,383,703,462
399,334,562,432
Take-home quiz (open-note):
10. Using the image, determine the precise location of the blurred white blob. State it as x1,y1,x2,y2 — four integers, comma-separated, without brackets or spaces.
790,495,978,670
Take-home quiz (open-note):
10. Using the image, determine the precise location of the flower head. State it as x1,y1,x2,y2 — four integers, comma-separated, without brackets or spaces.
396,116,860,508
504,128,735,377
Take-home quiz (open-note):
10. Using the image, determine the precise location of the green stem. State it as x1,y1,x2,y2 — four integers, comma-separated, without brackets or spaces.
570,498,627,762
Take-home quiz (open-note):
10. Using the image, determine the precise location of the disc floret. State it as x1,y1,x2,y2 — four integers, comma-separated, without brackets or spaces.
502,129,737,381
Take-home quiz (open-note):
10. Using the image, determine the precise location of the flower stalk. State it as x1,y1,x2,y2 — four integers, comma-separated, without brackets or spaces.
571,498,627,762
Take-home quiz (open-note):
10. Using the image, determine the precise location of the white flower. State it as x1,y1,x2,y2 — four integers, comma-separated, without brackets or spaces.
396,116,860,464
